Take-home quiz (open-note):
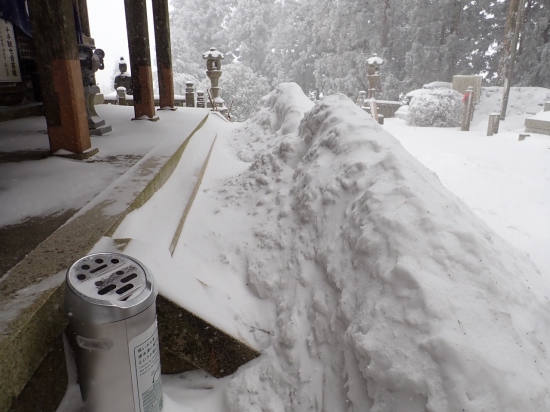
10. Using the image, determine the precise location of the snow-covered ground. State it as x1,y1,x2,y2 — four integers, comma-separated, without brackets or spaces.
388,86,550,280
0,105,208,228
72,83,550,412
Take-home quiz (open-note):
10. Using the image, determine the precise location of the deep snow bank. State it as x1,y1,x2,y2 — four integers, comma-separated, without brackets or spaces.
220,83,550,411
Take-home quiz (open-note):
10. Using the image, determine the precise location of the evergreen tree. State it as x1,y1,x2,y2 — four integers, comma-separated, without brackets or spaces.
167,0,550,103
515,0,550,88
219,61,271,120
226,0,279,74
265,0,322,95
170,0,233,93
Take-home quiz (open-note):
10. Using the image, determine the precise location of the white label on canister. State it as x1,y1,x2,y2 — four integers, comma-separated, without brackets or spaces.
129,320,163,412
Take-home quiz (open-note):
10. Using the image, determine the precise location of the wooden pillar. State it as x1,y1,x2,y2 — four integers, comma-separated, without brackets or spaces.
461,87,474,132
500,0,526,121
153,0,175,109
27,0,92,155
76,0,91,37
369,100,379,123
124,0,157,120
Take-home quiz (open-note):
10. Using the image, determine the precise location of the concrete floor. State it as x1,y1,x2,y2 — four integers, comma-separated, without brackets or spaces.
0,106,170,279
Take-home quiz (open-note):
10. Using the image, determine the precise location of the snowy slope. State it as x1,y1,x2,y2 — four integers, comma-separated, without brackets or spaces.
181,83,550,411
386,86,550,281
477,86,550,118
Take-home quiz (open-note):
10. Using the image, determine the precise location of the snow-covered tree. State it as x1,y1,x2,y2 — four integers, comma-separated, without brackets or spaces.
407,88,463,127
167,0,549,102
514,0,550,88
169,0,233,93
225,0,279,74
265,0,325,96
218,61,271,121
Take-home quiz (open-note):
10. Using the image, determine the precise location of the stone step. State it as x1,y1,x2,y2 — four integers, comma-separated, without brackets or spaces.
525,110,550,136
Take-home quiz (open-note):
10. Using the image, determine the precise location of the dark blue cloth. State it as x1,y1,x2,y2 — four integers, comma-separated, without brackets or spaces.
0,0,32,37
73,0,82,44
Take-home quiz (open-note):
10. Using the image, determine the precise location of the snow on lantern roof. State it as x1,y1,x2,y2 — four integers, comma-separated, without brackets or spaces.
366,53,384,65
203,47,224,60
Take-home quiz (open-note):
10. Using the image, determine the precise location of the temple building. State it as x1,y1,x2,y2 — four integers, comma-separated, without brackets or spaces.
0,0,175,157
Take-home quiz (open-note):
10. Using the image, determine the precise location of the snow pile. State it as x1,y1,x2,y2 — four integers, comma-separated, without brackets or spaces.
407,88,463,127
529,110,550,121
231,82,314,164
394,105,408,120
216,84,550,411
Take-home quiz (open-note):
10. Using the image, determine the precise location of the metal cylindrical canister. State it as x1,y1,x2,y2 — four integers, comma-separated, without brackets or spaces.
65,252,163,412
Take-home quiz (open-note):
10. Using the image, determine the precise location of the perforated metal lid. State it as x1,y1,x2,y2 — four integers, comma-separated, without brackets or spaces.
66,253,154,310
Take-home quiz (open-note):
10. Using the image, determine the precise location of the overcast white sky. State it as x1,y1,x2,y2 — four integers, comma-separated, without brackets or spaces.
88,0,157,93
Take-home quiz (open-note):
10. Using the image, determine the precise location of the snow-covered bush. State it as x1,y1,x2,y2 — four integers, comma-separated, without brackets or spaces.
394,104,408,120
404,88,429,103
407,88,463,127
422,81,452,89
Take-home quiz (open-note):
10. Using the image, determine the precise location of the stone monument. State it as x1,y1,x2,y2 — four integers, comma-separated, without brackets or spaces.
197,91,205,108
185,81,196,107
452,75,482,104
114,57,133,95
202,47,228,116
356,90,367,107
366,53,384,99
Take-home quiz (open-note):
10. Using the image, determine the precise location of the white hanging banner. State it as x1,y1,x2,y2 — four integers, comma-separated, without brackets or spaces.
0,18,22,82
129,320,163,412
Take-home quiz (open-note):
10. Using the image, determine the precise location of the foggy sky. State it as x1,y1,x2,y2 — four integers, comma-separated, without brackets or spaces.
88,0,157,93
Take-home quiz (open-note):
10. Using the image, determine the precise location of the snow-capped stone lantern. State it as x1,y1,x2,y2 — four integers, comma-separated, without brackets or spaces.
202,47,228,116
366,53,384,99
356,90,367,107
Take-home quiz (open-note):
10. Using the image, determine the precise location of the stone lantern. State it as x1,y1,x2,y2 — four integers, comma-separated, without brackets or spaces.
202,47,228,115
366,53,384,99
356,90,367,107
